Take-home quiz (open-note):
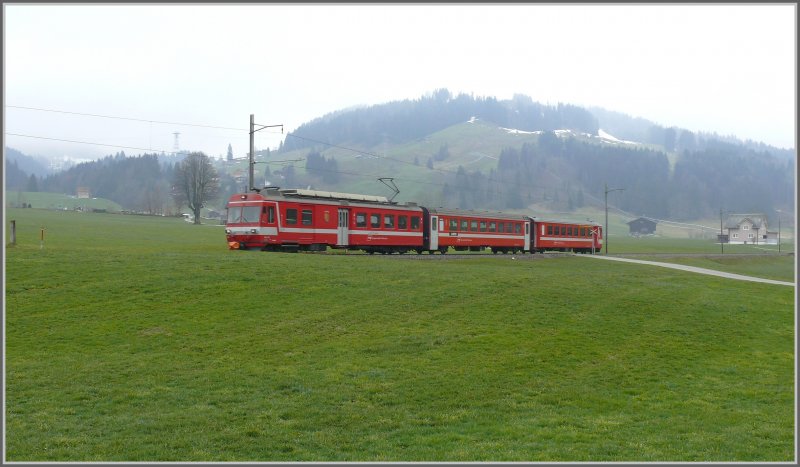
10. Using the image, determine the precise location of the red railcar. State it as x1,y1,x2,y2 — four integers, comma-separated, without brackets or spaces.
226,188,602,255
427,208,530,254
530,218,602,253
225,188,425,253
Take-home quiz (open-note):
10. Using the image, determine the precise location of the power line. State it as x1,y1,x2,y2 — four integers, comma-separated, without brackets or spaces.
5,132,183,155
6,105,248,131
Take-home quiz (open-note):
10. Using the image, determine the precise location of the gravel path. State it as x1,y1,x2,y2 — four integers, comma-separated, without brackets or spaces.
580,254,795,287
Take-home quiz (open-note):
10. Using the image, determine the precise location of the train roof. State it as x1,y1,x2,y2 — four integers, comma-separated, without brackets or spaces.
279,188,390,203
229,189,423,211
531,217,602,226
426,207,529,221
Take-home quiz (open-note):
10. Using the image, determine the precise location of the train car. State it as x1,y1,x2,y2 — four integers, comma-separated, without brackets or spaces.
426,208,530,254
530,218,602,253
225,188,425,253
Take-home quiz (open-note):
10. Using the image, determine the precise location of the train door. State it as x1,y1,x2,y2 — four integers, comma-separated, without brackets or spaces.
430,215,439,250
337,208,349,246
524,221,531,251
300,203,315,244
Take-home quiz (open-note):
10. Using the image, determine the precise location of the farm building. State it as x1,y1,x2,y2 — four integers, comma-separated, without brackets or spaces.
627,217,657,236
723,213,777,244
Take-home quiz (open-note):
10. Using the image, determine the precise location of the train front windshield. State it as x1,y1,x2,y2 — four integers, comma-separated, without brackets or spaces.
227,206,261,224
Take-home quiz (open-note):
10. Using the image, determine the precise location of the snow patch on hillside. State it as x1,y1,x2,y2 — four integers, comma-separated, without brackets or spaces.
596,129,638,145
500,127,542,135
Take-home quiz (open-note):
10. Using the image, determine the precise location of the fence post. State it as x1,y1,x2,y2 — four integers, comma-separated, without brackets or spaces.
10,220,16,246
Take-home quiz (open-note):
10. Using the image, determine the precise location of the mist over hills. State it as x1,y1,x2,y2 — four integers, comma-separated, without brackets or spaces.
5,89,795,223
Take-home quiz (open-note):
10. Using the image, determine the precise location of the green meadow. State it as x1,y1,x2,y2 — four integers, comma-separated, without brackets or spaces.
4,208,795,461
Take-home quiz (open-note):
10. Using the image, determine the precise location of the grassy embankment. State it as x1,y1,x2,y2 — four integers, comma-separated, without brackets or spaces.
5,208,795,461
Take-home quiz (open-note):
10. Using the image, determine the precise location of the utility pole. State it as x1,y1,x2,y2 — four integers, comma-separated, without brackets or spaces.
776,209,782,253
249,114,283,192
604,183,624,255
720,207,724,255
249,114,254,192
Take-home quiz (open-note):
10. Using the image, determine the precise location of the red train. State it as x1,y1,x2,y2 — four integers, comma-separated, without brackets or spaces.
225,188,602,254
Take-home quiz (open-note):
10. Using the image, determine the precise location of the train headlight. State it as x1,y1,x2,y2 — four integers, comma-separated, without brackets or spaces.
225,229,231,234
250,228,257,234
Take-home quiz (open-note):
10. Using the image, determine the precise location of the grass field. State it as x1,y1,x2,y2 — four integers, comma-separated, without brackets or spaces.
4,208,796,461
5,191,123,212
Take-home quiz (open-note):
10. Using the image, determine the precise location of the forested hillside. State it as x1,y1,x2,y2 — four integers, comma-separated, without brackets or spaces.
267,90,794,222
280,89,599,152
432,132,793,220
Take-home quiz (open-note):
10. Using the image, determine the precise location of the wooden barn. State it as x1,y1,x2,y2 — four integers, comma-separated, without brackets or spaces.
627,217,657,236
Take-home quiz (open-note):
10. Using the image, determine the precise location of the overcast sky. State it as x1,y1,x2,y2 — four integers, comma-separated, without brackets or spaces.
3,3,796,162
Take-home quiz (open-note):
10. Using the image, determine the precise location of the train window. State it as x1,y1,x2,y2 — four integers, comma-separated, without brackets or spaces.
384,214,395,229
449,219,458,231
267,206,275,224
480,221,487,232
507,222,514,233
461,219,469,231
515,223,522,234
302,209,313,225
226,207,241,224
547,225,553,235
370,214,380,228
567,227,573,236
581,227,587,237
239,206,260,223
411,217,420,230
470,220,478,232
560,226,566,236
398,216,408,229
356,212,367,228
489,221,496,232
286,208,298,225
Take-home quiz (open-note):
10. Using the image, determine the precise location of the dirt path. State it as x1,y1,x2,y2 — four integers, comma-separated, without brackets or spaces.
581,255,795,287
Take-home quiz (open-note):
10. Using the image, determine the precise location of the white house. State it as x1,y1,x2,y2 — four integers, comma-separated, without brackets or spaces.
723,213,778,245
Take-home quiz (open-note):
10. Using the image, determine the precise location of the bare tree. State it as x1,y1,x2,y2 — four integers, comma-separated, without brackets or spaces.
172,152,220,224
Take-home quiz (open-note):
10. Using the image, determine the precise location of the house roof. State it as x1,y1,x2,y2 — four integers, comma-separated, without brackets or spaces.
627,217,657,226
725,213,767,229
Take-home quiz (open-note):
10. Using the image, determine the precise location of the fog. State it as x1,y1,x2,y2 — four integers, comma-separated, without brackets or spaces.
4,4,796,161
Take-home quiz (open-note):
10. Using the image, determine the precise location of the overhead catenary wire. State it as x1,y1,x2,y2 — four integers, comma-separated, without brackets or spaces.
5,132,186,156
6,105,248,131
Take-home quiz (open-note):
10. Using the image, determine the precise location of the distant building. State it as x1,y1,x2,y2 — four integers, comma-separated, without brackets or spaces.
723,213,777,244
627,217,657,236
77,187,90,199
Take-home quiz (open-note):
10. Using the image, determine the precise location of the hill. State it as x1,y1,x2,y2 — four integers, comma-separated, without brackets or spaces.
255,91,793,222
10,89,795,225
